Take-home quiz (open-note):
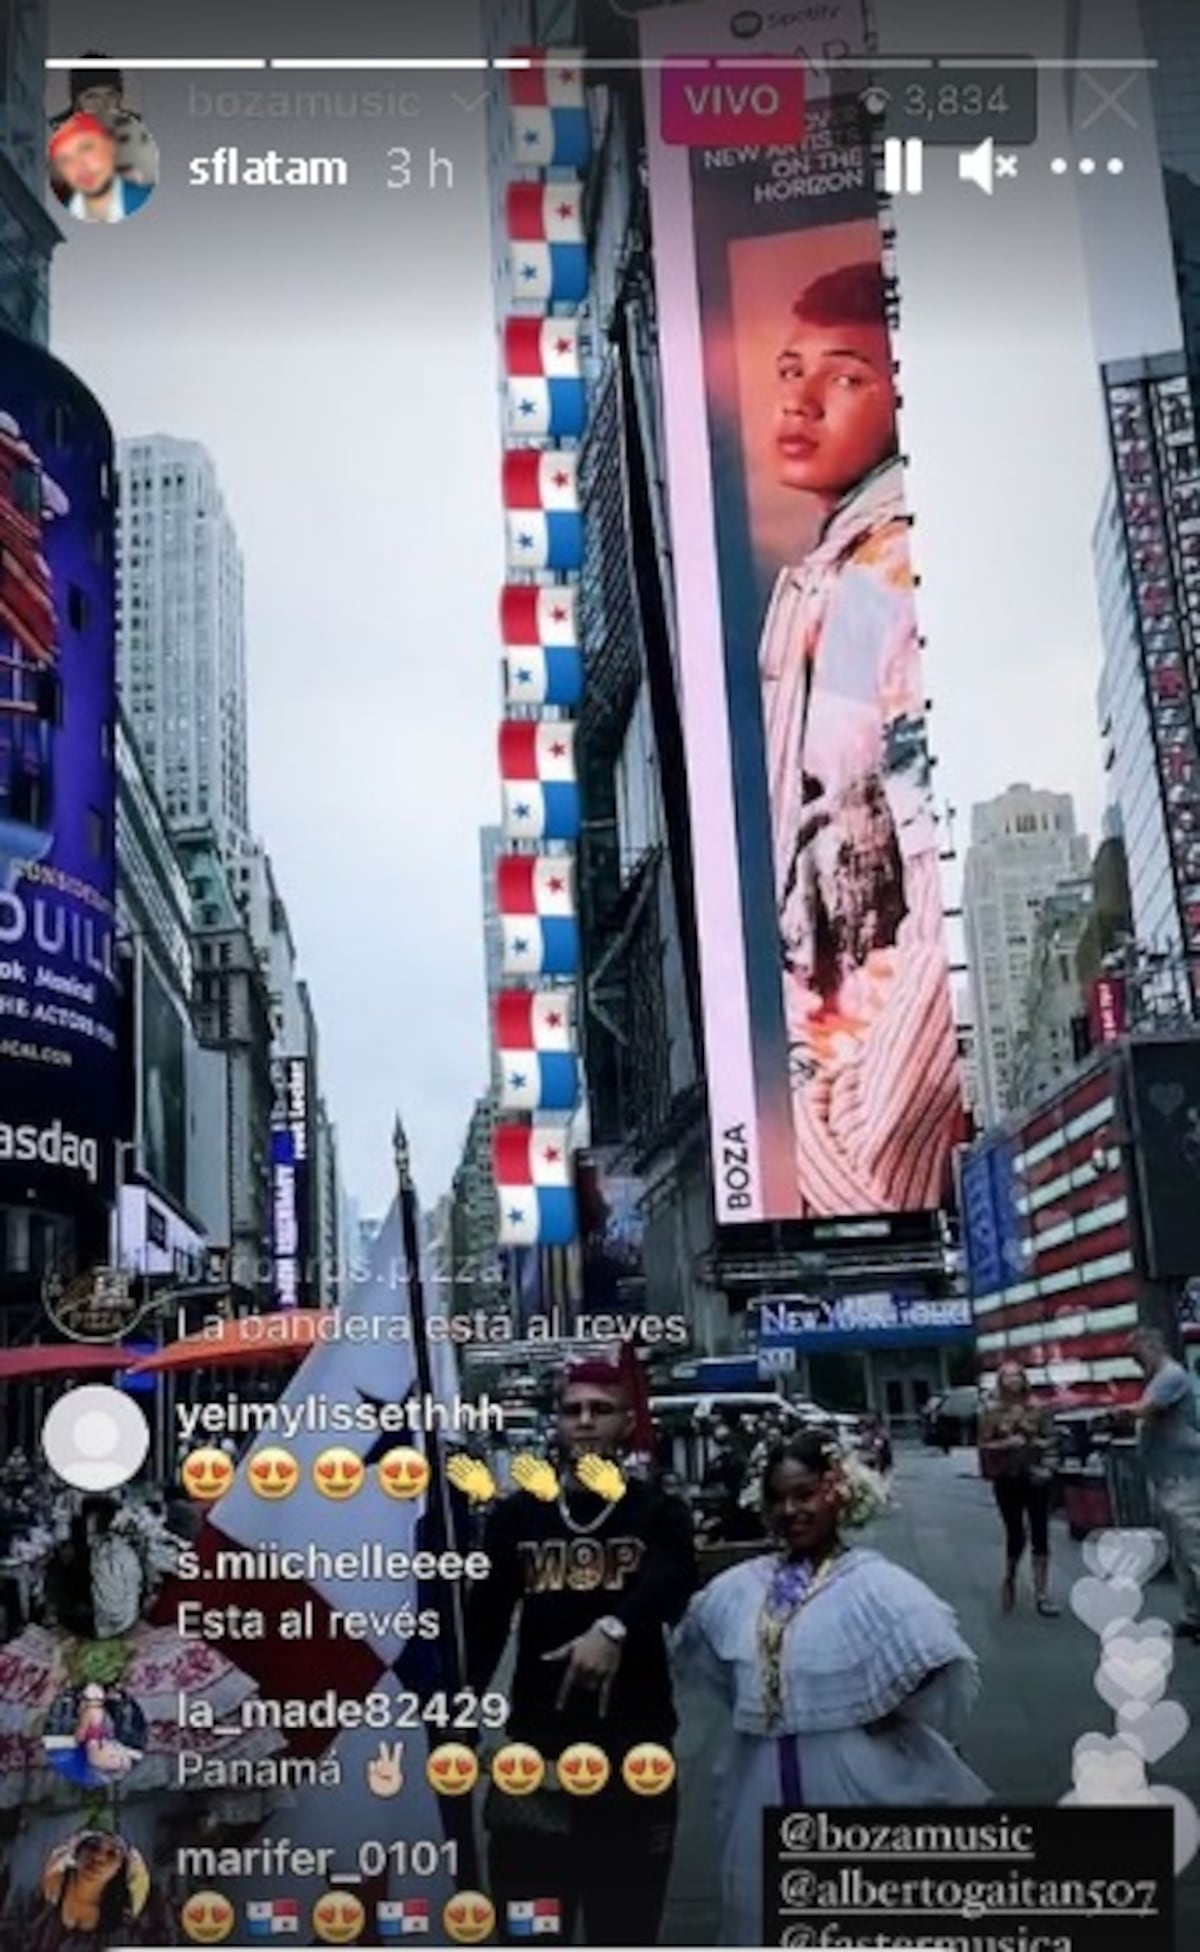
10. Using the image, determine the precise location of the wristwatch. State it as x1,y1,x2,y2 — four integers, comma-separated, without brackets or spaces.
595,1615,628,1644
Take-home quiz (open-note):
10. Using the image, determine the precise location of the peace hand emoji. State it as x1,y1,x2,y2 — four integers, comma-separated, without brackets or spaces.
512,1453,559,1502
576,1454,626,1504
446,1454,498,1505
366,1740,405,1798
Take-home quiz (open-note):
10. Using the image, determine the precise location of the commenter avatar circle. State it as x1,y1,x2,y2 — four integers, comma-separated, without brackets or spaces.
41,1385,150,1491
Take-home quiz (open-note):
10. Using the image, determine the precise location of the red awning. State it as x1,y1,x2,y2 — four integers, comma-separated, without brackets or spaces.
126,1310,328,1375
0,1344,130,1383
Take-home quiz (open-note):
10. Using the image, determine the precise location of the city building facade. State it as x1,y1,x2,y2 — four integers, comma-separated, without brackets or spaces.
114,709,209,1268
116,435,250,860
1011,878,1094,1110
173,827,273,1297
449,1091,502,1319
1096,358,1200,1011
483,0,719,1347
963,785,1092,1125
0,0,58,345
961,1033,1200,1402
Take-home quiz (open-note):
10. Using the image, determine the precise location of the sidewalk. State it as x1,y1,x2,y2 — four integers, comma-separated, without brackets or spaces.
662,1445,1200,1944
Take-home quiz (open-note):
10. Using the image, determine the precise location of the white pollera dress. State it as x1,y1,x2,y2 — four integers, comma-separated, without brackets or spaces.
674,1548,989,1945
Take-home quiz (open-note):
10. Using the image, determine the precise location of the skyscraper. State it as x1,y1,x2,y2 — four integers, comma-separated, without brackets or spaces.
1141,0,1200,376
963,786,1092,1126
116,436,250,858
0,0,58,344
479,823,504,1013
1066,1,1200,1014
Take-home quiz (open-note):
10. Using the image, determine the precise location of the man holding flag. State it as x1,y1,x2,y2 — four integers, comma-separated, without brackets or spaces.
466,1351,696,1945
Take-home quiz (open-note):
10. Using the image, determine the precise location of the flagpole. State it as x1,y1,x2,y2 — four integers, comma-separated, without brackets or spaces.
392,1116,468,1690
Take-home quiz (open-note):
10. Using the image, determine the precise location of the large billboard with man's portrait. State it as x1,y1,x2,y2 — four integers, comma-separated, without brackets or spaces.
0,331,118,1214
640,0,961,1226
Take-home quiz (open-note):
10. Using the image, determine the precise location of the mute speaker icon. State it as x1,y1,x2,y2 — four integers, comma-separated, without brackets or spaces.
959,137,996,195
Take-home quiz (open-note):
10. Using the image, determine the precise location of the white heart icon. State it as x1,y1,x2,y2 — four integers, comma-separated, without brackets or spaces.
1117,1698,1190,1764
1069,1575,1144,1636
1082,1528,1169,1586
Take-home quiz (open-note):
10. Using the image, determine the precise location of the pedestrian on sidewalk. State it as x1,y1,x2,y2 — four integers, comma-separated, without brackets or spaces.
1131,1327,1200,1643
674,1430,987,1945
978,1361,1060,1616
464,1355,697,1946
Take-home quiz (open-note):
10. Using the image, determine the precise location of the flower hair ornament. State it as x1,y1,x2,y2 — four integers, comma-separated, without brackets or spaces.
739,1434,892,1529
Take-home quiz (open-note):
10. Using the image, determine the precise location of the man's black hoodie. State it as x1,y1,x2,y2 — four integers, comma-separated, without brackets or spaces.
465,1476,697,1757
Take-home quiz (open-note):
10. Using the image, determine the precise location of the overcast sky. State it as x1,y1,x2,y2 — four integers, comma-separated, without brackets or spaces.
47,0,1174,1214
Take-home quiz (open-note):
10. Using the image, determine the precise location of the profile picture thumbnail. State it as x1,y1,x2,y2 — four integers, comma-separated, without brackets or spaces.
42,1682,147,1790
47,55,158,224
37,1829,151,1941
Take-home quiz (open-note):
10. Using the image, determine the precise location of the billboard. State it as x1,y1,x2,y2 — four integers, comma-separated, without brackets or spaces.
270,1054,311,1306
1127,1039,1200,1281
755,1290,973,1351
0,332,118,1213
640,1,959,1225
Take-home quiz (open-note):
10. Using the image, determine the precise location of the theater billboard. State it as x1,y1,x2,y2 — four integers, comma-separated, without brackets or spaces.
0,332,118,1214
640,0,960,1226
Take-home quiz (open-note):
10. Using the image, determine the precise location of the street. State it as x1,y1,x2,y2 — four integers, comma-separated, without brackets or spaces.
663,1447,1200,1945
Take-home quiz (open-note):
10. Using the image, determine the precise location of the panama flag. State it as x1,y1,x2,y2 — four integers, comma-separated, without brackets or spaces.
246,1899,300,1937
499,721,579,843
493,1124,577,1247
498,852,578,977
505,318,582,378
507,181,584,245
503,450,582,574
505,376,586,440
377,1899,430,1937
148,1203,463,1925
496,988,578,1114
507,49,586,109
501,586,582,709
504,449,579,510
507,42,588,175
511,94,591,169
503,643,582,709
507,181,586,306
507,1897,563,1937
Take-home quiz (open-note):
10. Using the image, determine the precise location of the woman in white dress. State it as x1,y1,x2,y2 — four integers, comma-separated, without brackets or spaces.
675,1430,988,1945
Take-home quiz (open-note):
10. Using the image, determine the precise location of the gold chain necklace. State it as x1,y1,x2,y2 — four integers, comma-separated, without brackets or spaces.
758,1549,844,1728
